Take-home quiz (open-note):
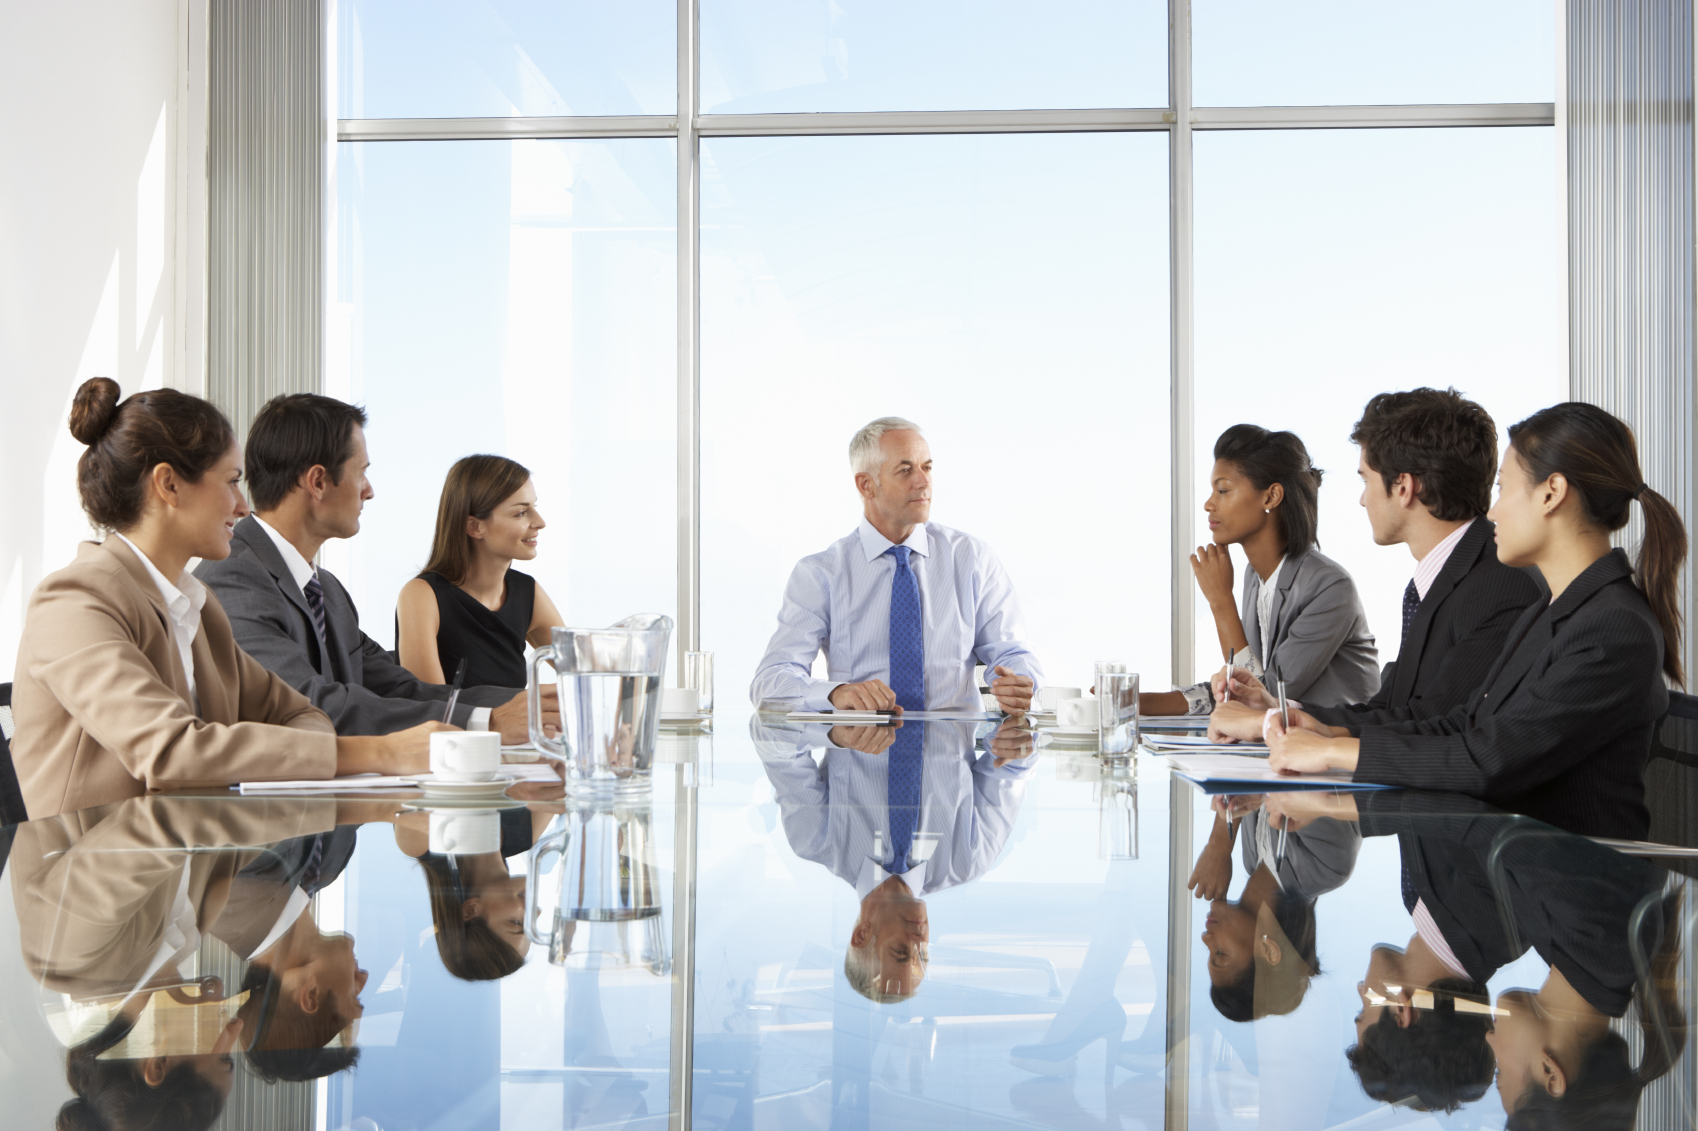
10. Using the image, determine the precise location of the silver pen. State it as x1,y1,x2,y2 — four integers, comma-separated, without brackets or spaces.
441,658,468,724
1223,647,1234,704
1274,668,1290,861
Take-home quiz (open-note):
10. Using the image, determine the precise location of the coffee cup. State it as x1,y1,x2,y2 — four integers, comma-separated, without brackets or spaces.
662,687,699,716
1039,686,1083,711
1057,696,1099,729
428,809,501,855
430,731,502,782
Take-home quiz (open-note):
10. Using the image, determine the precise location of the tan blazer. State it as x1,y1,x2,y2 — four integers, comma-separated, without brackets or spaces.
12,538,338,818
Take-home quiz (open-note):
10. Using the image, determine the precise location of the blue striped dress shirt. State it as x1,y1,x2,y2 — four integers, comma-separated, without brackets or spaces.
749,519,1044,710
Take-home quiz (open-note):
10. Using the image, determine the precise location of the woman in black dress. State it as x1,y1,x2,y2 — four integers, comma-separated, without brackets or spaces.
395,455,565,689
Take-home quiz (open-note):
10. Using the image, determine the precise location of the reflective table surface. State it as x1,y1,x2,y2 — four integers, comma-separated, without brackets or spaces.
2,712,1693,1130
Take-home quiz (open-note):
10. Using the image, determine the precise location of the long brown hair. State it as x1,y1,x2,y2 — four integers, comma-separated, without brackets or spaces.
1507,403,1687,686
418,854,525,982
422,455,533,585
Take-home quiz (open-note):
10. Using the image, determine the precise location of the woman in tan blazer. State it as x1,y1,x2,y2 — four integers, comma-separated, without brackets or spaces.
13,378,442,818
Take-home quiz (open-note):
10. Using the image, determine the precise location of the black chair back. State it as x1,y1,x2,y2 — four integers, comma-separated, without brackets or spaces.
1645,691,1698,861
0,681,24,834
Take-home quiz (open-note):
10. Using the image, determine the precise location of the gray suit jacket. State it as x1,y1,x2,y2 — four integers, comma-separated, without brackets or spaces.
1243,546,1379,709
194,517,515,736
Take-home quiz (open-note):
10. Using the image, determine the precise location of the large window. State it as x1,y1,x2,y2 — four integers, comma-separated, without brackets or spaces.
335,4,1562,1128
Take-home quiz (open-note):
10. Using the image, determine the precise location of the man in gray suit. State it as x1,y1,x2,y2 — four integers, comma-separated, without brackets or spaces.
197,394,556,740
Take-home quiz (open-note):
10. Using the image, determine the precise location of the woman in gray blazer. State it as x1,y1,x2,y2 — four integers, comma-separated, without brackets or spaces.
1143,424,1379,715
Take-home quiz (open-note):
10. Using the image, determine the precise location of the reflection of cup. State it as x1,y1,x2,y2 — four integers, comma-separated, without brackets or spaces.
1057,697,1097,728
1039,686,1083,711
430,731,502,781
662,687,699,716
429,809,500,855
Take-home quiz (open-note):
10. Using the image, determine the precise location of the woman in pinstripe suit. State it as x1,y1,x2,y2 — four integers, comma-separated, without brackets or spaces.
1265,403,1686,839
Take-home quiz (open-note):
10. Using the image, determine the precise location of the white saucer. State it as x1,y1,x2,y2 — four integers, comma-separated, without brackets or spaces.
402,797,516,812
660,711,713,727
1046,725,1097,737
403,773,517,799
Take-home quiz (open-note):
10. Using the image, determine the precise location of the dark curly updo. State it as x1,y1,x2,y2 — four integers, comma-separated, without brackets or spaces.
69,377,236,532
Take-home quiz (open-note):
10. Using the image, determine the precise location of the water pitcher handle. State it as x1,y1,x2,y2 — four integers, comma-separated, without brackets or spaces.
525,823,569,948
530,646,566,757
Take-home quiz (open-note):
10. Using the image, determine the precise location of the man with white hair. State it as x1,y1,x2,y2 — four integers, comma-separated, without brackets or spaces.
749,416,1041,715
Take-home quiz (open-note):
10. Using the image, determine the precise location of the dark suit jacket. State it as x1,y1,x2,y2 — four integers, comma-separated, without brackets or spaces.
195,517,513,736
1354,549,1666,839
1308,518,1541,727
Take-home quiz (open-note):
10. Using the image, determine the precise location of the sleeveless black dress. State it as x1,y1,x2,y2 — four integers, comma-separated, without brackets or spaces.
418,570,535,689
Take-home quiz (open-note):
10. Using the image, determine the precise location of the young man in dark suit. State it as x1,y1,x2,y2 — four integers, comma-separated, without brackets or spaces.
1209,388,1540,738
196,394,557,741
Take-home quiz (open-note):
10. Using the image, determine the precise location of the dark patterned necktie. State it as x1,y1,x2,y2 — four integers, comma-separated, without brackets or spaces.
300,834,327,895
1400,579,1420,649
885,723,923,874
887,545,925,712
302,574,331,657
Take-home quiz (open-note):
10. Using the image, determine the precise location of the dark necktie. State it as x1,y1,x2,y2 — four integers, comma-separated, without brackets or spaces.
300,835,327,895
887,545,925,712
1400,579,1420,649
302,574,331,668
885,723,923,873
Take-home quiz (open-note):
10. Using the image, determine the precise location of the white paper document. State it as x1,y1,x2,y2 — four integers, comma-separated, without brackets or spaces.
1143,732,1270,755
238,775,419,793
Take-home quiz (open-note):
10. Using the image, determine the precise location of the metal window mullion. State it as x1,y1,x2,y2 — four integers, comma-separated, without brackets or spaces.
668,0,700,1125
1165,2,1194,1129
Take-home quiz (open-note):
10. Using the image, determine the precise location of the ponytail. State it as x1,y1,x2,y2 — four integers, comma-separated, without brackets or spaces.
1507,403,1688,686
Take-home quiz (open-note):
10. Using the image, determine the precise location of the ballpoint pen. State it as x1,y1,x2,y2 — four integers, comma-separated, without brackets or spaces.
1223,647,1234,704
441,658,468,724
1275,665,1289,861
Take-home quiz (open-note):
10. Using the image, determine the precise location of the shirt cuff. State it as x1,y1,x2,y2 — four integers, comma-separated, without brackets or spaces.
466,707,493,731
803,683,842,712
1180,682,1215,716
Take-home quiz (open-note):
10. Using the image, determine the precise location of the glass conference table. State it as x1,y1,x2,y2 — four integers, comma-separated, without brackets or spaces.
2,711,1694,1131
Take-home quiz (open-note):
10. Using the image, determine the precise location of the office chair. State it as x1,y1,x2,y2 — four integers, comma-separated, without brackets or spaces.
1644,690,1698,862
0,682,24,827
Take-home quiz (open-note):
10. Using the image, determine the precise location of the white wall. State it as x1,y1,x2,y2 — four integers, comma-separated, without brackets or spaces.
0,0,206,685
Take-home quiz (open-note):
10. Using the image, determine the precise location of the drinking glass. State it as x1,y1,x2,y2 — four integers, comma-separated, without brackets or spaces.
684,651,715,713
1097,671,1139,755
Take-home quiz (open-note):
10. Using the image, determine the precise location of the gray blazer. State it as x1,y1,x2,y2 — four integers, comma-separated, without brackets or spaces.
194,517,515,736
1244,547,1379,709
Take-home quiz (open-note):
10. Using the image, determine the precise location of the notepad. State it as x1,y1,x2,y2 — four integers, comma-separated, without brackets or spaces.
1144,732,1270,755
1161,753,1393,793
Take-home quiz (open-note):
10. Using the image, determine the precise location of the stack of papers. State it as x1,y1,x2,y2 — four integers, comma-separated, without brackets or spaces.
785,709,996,724
1143,732,1269,755
1161,753,1393,794
1137,715,1211,729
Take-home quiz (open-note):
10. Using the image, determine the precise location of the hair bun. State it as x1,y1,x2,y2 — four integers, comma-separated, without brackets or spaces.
68,377,122,446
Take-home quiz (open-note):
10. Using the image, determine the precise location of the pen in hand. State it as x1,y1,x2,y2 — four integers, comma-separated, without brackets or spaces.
441,658,468,725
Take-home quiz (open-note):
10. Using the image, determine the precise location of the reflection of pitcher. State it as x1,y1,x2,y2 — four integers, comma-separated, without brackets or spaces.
525,803,669,976
529,615,673,797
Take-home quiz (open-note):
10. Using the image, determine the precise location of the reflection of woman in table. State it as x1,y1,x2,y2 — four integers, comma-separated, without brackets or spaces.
58,983,245,1131
391,783,565,981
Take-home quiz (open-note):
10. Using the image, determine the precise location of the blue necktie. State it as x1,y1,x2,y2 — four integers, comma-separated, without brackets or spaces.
1401,579,1420,649
887,545,925,712
886,723,924,873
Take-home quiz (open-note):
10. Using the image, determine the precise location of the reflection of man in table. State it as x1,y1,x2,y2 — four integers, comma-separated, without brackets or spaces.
749,417,1041,715
752,716,1036,1002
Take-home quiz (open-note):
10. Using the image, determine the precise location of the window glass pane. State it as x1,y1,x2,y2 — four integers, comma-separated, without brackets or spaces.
329,139,677,663
1191,128,1561,689
701,0,1167,112
701,132,1171,710
338,0,676,119
1194,0,1554,106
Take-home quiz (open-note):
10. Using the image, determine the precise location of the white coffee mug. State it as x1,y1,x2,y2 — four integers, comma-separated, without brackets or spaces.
1057,696,1098,728
430,730,502,782
662,687,699,716
428,809,500,855
1040,686,1083,711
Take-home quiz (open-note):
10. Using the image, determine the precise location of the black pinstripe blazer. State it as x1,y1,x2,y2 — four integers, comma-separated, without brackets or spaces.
1308,518,1541,727
1353,549,1666,839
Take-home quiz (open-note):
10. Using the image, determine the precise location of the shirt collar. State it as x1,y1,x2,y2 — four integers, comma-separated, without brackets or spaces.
857,517,929,564
854,855,927,901
112,532,206,625
1411,520,1474,601
252,515,319,593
